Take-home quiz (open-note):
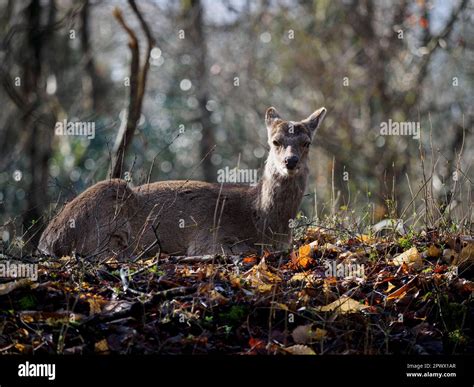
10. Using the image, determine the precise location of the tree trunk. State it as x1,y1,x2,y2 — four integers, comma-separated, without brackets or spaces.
182,0,216,182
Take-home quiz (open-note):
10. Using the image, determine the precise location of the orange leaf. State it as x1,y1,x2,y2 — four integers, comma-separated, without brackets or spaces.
386,276,418,301
299,244,312,258
292,242,317,269
249,337,266,350
243,256,257,265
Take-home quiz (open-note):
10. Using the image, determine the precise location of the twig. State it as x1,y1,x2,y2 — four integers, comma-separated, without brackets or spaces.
110,2,155,178
133,223,162,262
81,286,196,326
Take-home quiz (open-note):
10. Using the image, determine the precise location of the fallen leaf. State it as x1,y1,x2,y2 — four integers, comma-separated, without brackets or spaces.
299,243,312,258
385,281,396,293
314,328,327,341
322,243,342,254
289,271,317,285
207,289,229,304
291,242,317,269
315,295,368,314
243,256,257,265
256,283,273,293
357,234,376,244
102,300,133,315
14,343,27,353
249,337,266,350
305,227,335,243
292,324,313,344
243,258,281,292
426,245,441,258
88,298,104,315
229,274,241,288
285,344,316,355
292,325,327,344
433,264,447,274
94,339,109,353
393,247,422,269
386,276,418,301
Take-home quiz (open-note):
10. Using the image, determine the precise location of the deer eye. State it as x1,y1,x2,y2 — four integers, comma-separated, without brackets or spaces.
272,140,282,147
303,142,311,148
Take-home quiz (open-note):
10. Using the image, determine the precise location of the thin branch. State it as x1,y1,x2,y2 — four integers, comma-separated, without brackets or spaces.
110,3,154,179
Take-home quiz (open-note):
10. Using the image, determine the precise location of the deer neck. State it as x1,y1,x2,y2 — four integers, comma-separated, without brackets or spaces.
252,161,308,238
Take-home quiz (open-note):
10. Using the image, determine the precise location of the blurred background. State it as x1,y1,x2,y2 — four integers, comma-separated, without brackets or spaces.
0,0,472,253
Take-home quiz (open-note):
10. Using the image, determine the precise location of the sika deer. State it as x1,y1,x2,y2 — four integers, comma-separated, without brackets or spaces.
38,107,326,259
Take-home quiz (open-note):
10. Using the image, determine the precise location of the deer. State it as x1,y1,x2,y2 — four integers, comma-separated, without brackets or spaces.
38,107,327,260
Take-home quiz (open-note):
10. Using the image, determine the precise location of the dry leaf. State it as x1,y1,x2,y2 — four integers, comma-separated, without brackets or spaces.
229,274,241,288
208,289,229,304
88,299,103,315
315,295,368,314
102,300,132,315
94,339,109,353
322,243,342,254
285,344,316,355
426,245,441,258
292,242,317,269
292,325,327,344
385,281,396,293
299,244,312,258
289,272,317,285
243,258,281,292
243,256,257,265
357,234,376,244
314,328,327,341
393,247,422,269
248,337,266,350
386,276,418,301
14,343,27,353
305,227,335,243
292,324,313,344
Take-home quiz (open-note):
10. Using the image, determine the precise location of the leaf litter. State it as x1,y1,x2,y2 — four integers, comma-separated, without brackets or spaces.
0,228,472,355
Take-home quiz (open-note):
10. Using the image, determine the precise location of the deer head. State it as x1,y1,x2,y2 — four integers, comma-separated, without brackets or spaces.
265,107,327,178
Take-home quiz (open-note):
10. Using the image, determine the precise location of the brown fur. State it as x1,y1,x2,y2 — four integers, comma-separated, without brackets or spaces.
38,107,326,259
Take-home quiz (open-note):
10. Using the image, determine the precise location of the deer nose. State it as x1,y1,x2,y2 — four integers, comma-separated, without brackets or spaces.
284,156,299,169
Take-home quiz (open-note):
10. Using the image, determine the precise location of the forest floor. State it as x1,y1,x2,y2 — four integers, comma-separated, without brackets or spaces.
1,227,473,355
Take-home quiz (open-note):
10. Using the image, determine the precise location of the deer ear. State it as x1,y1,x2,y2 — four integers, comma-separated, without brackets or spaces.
302,107,326,136
265,107,281,129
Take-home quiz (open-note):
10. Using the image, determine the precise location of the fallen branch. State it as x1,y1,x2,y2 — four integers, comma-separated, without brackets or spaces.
81,286,197,326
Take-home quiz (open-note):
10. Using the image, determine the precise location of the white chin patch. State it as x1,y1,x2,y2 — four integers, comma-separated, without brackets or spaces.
280,167,298,177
